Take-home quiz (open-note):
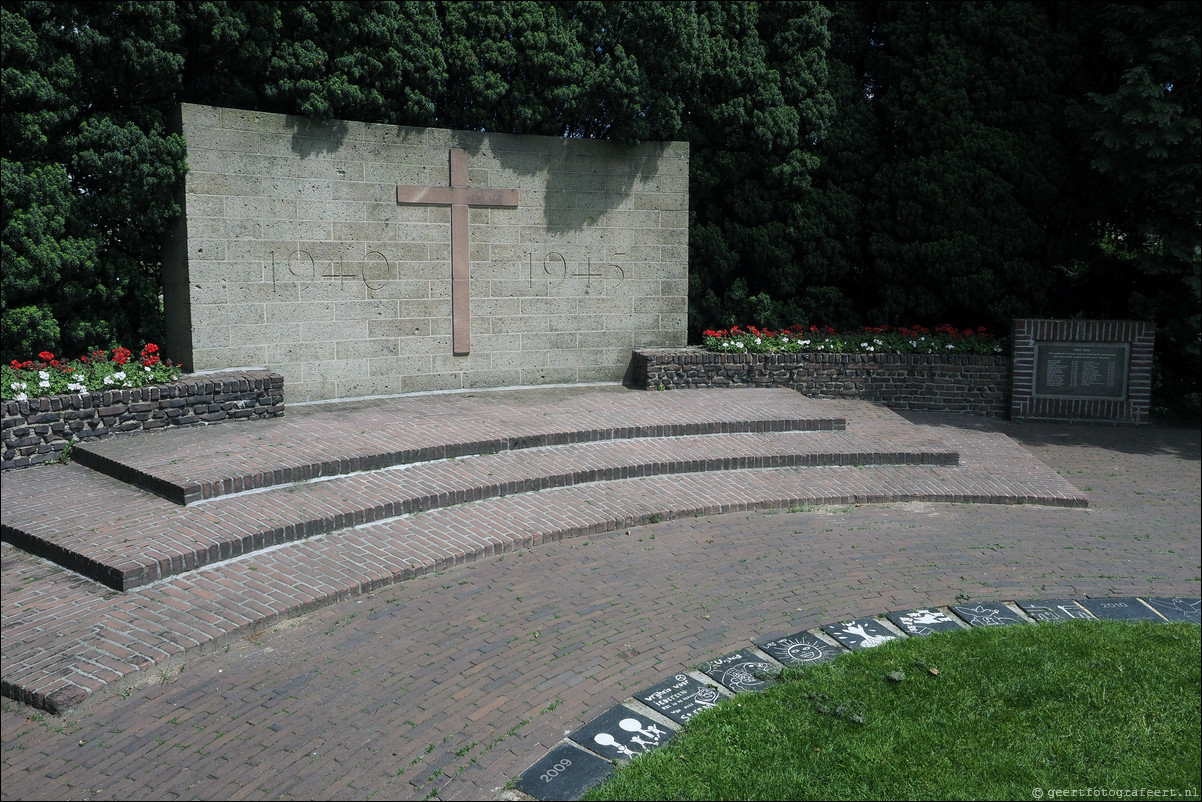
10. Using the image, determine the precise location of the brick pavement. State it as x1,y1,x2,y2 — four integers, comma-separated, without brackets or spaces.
0,387,1198,801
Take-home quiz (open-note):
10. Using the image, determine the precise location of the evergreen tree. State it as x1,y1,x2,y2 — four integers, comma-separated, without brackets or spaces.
687,0,834,334
2,1,186,358
1069,1,1200,411
1,0,1196,410
855,1,1082,331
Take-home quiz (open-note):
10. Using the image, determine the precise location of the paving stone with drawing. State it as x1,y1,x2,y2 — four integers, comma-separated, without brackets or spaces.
1143,597,1201,623
822,617,900,649
885,607,967,636
757,631,846,667
949,602,1027,627
567,704,676,763
636,673,730,724
1017,599,1094,622
698,649,779,693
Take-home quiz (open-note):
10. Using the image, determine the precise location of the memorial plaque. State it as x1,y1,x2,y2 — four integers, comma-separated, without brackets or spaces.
885,608,966,636
1016,599,1094,622
1034,342,1129,400
1076,597,1162,621
757,631,845,667
698,649,779,693
515,742,614,801
821,618,899,650
949,602,1026,627
636,673,729,724
568,704,675,762
1143,597,1201,623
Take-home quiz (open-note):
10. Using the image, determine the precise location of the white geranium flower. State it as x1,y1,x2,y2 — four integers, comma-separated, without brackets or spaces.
39,370,49,380
39,380,50,388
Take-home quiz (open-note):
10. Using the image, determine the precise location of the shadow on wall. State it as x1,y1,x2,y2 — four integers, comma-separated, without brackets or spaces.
485,136,671,233
283,111,673,233
286,116,350,157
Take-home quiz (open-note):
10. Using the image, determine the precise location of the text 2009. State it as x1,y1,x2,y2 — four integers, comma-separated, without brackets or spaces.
541,758,572,783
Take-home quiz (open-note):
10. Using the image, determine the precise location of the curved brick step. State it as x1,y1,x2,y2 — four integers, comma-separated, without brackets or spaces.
2,429,957,591
69,387,847,504
1,445,1088,714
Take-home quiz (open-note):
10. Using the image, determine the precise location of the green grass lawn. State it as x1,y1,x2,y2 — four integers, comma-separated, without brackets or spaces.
585,620,1201,801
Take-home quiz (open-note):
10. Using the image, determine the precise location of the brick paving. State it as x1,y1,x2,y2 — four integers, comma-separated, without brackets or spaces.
4,429,957,591
0,386,1198,801
68,387,848,502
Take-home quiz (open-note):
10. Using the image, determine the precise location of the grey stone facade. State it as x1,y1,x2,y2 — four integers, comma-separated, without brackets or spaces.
165,104,689,402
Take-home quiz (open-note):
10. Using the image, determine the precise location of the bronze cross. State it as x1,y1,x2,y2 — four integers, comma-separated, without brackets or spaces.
397,148,519,356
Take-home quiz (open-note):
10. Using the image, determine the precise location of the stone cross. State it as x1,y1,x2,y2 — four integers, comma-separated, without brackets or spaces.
397,148,519,356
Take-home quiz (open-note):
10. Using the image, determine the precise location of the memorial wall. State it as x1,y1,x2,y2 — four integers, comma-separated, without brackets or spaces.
164,103,689,402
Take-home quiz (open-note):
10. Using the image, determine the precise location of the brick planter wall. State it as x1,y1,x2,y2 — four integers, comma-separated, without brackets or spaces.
2,370,284,470
632,348,1010,416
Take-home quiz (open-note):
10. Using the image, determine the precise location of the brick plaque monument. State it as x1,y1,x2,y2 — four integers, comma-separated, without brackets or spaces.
1010,318,1155,424
164,103,688,402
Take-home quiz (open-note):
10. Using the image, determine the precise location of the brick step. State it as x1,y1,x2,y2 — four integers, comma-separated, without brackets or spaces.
68,387,847,504
0,444,1089,714
2,429,956,592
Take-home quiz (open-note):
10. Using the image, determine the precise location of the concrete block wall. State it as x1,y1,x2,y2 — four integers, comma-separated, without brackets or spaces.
165,104,689,402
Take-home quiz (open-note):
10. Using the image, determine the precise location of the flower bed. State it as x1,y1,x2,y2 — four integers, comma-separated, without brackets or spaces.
3,344,181,401
702,324,1007,356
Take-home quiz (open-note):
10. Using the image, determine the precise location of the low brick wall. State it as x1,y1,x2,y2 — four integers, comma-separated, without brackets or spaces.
2,370,284,470
632,348,1010,416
